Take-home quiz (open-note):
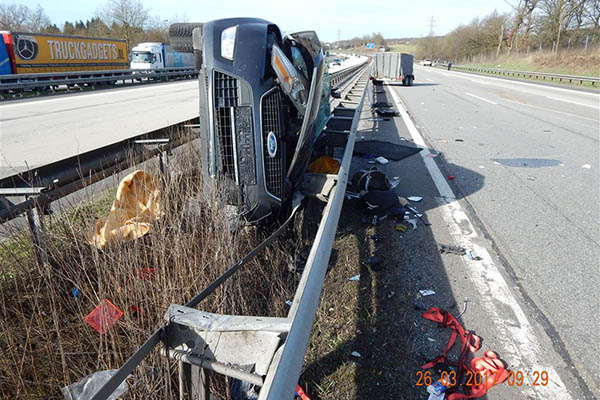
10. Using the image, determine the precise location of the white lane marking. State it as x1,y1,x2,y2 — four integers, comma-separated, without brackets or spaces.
0,80,198,108
465,92,498,105
388,84,572,399
547,96,600,110
503,98,599,123
418,65,599,97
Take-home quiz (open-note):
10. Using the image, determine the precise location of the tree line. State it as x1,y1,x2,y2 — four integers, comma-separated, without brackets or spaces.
0,0,170,50
416,0,600,61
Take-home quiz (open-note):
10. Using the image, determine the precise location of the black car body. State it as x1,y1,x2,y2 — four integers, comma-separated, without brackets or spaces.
183,18,326,222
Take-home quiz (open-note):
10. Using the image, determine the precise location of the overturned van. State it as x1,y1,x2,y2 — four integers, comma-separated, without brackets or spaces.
170,18,329,222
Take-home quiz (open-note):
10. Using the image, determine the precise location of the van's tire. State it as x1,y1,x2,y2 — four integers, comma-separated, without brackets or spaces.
169,23,203,53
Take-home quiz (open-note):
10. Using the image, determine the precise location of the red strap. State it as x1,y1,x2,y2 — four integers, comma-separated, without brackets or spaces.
421,308,507,400
296,385,311,400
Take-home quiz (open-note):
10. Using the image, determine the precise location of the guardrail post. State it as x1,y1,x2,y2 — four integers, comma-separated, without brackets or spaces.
25,199,50,267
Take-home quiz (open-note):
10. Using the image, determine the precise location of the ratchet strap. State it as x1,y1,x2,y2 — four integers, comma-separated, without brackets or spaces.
421,307,508,399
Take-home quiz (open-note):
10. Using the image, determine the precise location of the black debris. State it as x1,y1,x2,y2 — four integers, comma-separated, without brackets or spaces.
439,244,466,255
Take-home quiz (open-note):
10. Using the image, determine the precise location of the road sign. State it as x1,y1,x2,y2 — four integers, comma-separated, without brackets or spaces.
366,43,375,49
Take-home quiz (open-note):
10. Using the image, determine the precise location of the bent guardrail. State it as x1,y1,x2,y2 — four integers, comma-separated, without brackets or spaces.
436,64,599,86
0,66,198,98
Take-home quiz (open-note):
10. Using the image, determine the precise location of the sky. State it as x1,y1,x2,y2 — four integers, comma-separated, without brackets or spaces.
7,0,514,42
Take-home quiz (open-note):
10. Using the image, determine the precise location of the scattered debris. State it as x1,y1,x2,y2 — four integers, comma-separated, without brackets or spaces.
375,156,389,165
406,219,417,230
455,138,464,142
307,155,340,174
70,287,80,300
424,153,439,158
62,369,130,400
285,300,293,307
479,165,485,169
372,101,392,107
351,351,362,358
84,299,124,335
390,177,401,189
388,291,396,299
408,196,423,202
419,289,436,297
395,223,408,232
427,337,436,342
375,108,398,117
439,244,466,255
87,170,163,250
295,384,311,400
455,299,469,318
349,275,360,281
447,175,455,180
582,164,591,169
493,161,500,165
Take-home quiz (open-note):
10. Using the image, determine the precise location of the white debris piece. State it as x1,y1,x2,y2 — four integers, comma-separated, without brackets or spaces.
582,164,591,169
408,196,423,202
419,289,436,296
351,351,362,358
349,275,360,281
375,156,389,165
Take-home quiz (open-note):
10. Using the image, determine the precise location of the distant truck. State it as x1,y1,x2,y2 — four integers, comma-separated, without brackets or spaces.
130,42,194,70
0,31,128,74
373,52,414,86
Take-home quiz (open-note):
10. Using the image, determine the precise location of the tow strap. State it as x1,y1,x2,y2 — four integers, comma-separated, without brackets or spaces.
421,307,508,399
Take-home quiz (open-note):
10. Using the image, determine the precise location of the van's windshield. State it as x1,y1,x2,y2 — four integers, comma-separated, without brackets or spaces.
131,51,154,63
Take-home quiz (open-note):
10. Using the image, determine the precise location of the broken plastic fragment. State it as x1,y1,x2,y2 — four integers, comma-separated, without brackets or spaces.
349,275,360,281
285,300,293,307
582,164,591,169
408,196,423,202
419,289,436,296
447,175,455,180
85,299,124,334
427,337,436,342
375,156,389,165
61,369,129,400
351,351,362,358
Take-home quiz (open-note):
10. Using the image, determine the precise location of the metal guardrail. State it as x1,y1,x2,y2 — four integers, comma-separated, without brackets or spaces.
436,63,599,86
0,66,198,97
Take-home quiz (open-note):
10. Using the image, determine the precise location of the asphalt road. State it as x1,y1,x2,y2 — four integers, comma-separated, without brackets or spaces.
0,80,199,179
388,66,599,398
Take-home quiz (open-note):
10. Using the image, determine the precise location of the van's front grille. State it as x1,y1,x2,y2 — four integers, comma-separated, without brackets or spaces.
261,88,284,199
214,71,239,180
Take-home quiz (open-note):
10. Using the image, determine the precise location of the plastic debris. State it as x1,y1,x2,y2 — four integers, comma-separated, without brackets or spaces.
447,175,455,180
130,305,143,314
424,153,439,158
455,138,464,142
408,196,423,202
71,287,80,300
439,244,466,255
295,384,311,400
61,369,129,400
136,267,155,280
285,300,293,307
349,275,360,281
406,219,417,230
419,289,436,296
395,223,408,232
582,164,591,169
427,337,436,342
388,291,395,299
88,170,163,249
85,299,124,334
351,351,362,358
375,156,389,165
307,155,340,174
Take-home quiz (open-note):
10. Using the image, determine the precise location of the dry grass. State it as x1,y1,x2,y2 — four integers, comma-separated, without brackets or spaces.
0,137,297,399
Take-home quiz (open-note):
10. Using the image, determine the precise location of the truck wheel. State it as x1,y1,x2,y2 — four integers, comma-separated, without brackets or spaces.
169,23,203,53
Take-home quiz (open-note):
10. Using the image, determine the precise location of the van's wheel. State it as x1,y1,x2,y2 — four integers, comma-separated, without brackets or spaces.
169,23,203,53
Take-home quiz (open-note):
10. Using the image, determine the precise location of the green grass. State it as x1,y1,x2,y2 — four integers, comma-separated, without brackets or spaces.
387,44,417,54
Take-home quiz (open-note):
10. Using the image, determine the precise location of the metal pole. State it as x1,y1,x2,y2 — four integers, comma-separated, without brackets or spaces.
25,200,49,267
585,35,589,53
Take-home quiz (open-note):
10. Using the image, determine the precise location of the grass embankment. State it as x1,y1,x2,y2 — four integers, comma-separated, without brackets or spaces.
459,49,600,88
339,44,417,55
0,141,297,399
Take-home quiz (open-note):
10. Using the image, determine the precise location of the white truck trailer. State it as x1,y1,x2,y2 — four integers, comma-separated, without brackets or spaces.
130,42,194,70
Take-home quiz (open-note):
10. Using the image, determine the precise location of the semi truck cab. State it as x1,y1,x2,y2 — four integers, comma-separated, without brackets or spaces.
130,42,165,70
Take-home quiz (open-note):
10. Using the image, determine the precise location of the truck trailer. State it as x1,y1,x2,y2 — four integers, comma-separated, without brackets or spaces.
0,31,128,74
130,42,195,70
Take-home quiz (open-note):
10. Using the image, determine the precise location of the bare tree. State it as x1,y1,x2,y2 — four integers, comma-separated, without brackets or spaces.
584,0,600,28
26,4,51,31
0,3,29,30
100,0,149,48
505,0,539,53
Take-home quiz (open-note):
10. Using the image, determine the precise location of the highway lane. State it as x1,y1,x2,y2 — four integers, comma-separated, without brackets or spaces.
0,80,199,179
393,66,599,396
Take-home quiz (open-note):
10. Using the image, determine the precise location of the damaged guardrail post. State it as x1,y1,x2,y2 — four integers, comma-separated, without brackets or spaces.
25,195,50,267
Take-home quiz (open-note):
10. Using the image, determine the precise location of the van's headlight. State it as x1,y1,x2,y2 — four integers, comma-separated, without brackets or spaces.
221,26,237,60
